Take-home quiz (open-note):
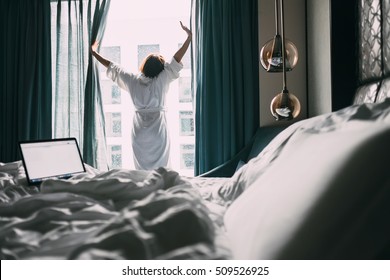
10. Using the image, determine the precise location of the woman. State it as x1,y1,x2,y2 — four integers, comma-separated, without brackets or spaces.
91,21,192,170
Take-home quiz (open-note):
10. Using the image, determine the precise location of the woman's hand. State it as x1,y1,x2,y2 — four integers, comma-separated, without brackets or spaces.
180,21,192,39
174,22,192,63
90,41,110,68
91,41,99,54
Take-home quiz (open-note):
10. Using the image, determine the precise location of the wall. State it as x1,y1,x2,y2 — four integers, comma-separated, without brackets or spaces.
307,0,332,116
306,0,358,115
258,0,307,126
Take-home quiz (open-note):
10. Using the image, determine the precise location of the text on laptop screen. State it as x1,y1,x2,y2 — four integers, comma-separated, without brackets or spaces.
20,139,85,183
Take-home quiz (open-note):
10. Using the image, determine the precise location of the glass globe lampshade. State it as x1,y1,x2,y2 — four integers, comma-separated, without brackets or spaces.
260,36,298,72
270,89,301,120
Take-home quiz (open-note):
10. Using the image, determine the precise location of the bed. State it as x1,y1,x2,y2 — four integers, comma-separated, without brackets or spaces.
0,161,235,259
2,1,390,260
1,97,390,260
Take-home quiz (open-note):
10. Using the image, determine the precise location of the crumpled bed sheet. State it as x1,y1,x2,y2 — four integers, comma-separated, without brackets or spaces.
0,163,232,260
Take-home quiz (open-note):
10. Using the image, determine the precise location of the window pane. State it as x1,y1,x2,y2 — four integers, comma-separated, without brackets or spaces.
138,44,160,67
102,81,121,105
100,46,121,72
108,145,122,169
105,112,122,137
179,77,192,103
179,111,194,136
180,144,194,169
178,43,191,69
111,85,121,104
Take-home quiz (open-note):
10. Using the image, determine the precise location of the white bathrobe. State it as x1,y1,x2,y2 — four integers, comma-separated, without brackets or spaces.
106,58,183,170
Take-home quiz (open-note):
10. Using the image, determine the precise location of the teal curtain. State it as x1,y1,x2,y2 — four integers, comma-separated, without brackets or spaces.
52,0,110,170
192,0,260,175
83,0,111,170
0,0,52,163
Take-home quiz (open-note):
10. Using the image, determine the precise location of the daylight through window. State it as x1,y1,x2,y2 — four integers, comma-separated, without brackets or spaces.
100,0,194,175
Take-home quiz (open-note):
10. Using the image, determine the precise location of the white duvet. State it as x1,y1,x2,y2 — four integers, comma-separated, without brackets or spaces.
0,164,231,260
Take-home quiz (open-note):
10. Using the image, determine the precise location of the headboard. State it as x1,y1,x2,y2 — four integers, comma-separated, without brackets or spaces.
353,0,390,104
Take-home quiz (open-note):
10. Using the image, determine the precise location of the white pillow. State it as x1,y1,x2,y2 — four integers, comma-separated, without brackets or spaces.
224,120,390,259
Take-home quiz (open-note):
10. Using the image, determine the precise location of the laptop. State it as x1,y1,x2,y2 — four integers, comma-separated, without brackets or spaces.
19,138,86,186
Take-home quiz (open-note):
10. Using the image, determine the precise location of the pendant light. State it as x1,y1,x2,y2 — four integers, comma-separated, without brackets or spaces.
269,0,301,120
260,0,298,72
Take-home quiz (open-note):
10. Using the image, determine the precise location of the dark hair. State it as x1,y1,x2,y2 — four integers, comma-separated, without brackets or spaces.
140,54,165,78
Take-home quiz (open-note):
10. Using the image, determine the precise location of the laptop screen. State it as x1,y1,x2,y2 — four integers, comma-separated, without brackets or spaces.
19,138,86,185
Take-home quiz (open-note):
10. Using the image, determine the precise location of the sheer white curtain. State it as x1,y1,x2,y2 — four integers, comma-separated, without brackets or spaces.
51,0,111,170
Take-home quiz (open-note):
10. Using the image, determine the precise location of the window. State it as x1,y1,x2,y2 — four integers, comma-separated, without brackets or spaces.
105,112,122,137
102,81,121,105
179,77,192,103
138,44,160,67
180,144,195,169
178,43,191,70
108,145,122,169
101,47,122,105
100,46,121,72
100,0,194,175
179,111,194,136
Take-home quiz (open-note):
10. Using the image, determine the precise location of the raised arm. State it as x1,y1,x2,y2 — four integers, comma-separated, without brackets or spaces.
173,21,192,63
91,41,111,68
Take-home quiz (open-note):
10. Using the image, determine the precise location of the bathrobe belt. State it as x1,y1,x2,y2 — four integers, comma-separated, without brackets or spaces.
136,107,166,113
